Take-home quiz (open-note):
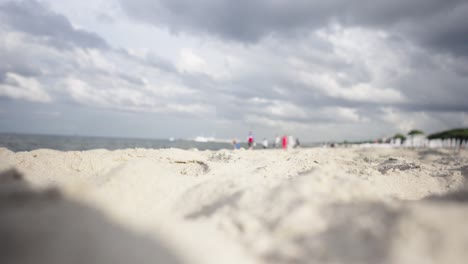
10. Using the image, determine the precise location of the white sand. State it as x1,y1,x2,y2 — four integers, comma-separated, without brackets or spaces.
1,147,468,264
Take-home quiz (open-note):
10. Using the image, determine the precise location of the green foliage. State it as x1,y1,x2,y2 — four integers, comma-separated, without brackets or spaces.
393,133,406,140
408,129,424,136
427,128,468,140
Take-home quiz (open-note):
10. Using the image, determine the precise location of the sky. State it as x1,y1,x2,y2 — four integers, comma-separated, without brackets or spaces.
0,0,467,142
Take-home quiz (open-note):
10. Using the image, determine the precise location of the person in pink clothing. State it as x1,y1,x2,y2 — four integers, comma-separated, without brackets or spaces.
247,131,254,150
282,135,288,150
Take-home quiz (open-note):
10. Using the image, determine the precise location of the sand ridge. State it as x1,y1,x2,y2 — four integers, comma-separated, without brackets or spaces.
1,147,468,263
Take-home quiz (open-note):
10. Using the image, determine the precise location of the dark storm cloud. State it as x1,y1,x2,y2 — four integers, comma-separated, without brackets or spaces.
116,0,468,122
0,0,108,49
0,0,198,115
1,0,466,140
119,0,468,55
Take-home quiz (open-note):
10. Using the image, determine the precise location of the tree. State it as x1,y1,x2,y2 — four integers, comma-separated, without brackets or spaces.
407,130,425,147
393,133,406,141
428,128,468,140
408,130,424,136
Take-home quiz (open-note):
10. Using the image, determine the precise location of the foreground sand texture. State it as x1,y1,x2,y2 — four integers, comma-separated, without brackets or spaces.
1,147,468,264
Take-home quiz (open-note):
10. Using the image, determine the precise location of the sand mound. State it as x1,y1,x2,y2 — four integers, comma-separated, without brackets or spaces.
1,147,467,264
0,169,181,264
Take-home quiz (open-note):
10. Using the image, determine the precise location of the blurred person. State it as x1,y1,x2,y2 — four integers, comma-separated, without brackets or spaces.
248,132,254,150
289,136,295,149
282,135,288,150
232,138,238,150
262,138,268,149
275,135,280,148
295,138,300,148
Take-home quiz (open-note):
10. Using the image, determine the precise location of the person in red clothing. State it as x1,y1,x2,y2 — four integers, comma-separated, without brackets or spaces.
282,135,288,150
247,131,254,150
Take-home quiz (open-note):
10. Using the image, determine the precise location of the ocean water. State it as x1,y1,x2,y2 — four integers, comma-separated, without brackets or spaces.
0,133,236,152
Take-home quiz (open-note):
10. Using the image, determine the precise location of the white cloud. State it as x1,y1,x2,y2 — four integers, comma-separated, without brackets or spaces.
0,73,52,103
266,101,308,119
1,0,467,141
74,48,117,72
380,107,468,135
249,97,269,104
331,107,362,123
299,71,406,103
142,82,195,98
64,77,157,108
380,107,415,132
64,78,107,105
62,77,210,115
294,26,413,104
379,107,440,134
244,114,310,133
176,48,207,74
175,48,233,81
166,103,212,115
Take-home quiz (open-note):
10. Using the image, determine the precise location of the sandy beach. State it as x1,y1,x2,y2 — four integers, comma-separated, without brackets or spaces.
1,146,468,264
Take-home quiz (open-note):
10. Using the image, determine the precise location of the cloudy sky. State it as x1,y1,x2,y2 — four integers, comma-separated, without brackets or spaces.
0,0,467,141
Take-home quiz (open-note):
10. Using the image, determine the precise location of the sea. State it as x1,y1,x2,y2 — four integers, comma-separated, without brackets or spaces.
0,133,320,152
0,133,236,152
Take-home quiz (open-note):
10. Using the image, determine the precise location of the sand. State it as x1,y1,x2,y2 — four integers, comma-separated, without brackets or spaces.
1,146,468,264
